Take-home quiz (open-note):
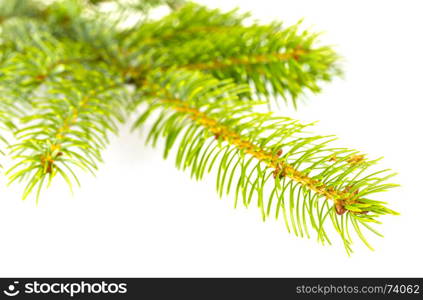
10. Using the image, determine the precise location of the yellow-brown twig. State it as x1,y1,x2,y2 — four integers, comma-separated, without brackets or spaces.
40,85,117,173
161,98,361,213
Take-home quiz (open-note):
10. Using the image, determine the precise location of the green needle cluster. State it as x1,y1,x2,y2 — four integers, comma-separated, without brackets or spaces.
0,0,398,253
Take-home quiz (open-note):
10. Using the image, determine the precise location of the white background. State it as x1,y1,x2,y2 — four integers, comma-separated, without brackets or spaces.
0,0,422,277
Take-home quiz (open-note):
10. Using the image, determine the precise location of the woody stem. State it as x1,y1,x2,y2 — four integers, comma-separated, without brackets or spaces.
160,98,354,212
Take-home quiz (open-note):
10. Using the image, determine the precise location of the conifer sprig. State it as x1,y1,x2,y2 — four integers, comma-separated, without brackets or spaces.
132,69,398,253
0,0,398,252
123,4,341,107
1,32,128,202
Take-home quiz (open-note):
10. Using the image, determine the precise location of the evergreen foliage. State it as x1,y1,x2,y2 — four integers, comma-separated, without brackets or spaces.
0,0,398,253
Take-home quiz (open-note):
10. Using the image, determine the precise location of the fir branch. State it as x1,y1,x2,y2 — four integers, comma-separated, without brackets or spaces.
122,4,341,107
133,70,398,253
0,0,398,252
5,55,128,203
0,22,103,137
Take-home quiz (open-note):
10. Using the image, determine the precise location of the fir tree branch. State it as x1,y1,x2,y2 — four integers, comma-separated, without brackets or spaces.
122,4,341,107
0,0,398,253
133,69,398,253
4,38,128,202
